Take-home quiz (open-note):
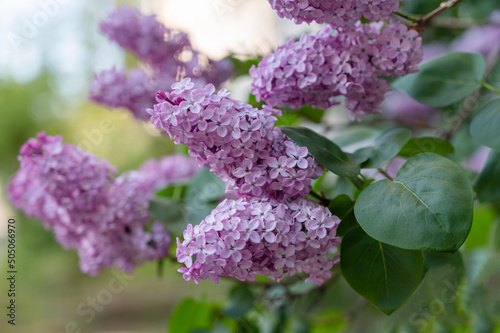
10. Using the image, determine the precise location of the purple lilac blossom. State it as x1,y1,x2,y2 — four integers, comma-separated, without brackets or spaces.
267,0,401,29
89,68,157,120
8,132,199,275
148,78,324,199
148,78,342,285
90,6,233,120
176,196,341,286
249,22,423,119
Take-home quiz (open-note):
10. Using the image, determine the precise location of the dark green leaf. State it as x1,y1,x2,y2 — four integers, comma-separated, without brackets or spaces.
362,128,412,168
341,227,423,315
475,150,500,202
328,195,358,236
398,137,455,158
236,319,260,333
333,127,379,148
283,105,325,123
169,299,216,333
281,126,360,177
185,167,226,205
350,147,375,165
422,252,464,278
229,56,261,78
223,285,255,318
150,198,218,235
470,99,500,151
149,197,189,236
155,184,189,200
354,153,474,252
393,53,485,107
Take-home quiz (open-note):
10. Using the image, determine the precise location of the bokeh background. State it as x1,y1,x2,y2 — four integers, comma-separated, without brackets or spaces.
1,0,500,332
0,0,313,332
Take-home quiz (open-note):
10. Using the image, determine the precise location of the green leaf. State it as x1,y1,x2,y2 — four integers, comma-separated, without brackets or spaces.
398,137,455,158
185,167,226,205
328,195,358,236
223,285,255,318
470,99,500,151
236,319,260,333
333,126,379,148
475,150,500,202
362,128,412,168
169,299,216,333
280,126,360,177
229,56,261,78
354,153,474,252
422,251,464,278
341,227,423,315
283,104,325,123
393,53,485,107
149,197,190,236
349,147,375,165
155,184,189,201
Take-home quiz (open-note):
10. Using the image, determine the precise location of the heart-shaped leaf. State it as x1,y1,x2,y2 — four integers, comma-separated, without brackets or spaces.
354,153,474,251
341,227,423,315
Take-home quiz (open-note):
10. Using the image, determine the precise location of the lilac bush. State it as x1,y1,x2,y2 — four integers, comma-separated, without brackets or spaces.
267,0,401,28
7,1,500,328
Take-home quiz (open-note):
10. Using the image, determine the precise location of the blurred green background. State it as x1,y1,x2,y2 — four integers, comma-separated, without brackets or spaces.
0,0,232,332
1,0,500,332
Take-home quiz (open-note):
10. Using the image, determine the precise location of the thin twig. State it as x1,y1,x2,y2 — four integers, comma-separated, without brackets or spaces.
310,190,331,206
393,0,466,32
377,168,394,181
482,82,500,96
416,0,465,28
429,17,487,29
393,11,420,23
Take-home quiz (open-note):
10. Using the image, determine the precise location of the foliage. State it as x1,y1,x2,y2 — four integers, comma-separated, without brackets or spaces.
5,0,500,332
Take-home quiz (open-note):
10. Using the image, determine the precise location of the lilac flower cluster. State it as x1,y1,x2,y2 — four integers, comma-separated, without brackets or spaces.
451,11,500,62
148,78,341,284
90,6,233,120
149,78,323,198
250,22,423,118
267,0,401,28
8,132,199,275
177,196,340,286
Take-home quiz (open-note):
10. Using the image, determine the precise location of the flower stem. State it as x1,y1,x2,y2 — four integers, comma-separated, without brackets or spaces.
393,11,420,23
418,0,465,27
394,0,466,32
482,82,500,96
377,168,394,181
348,177,365,191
